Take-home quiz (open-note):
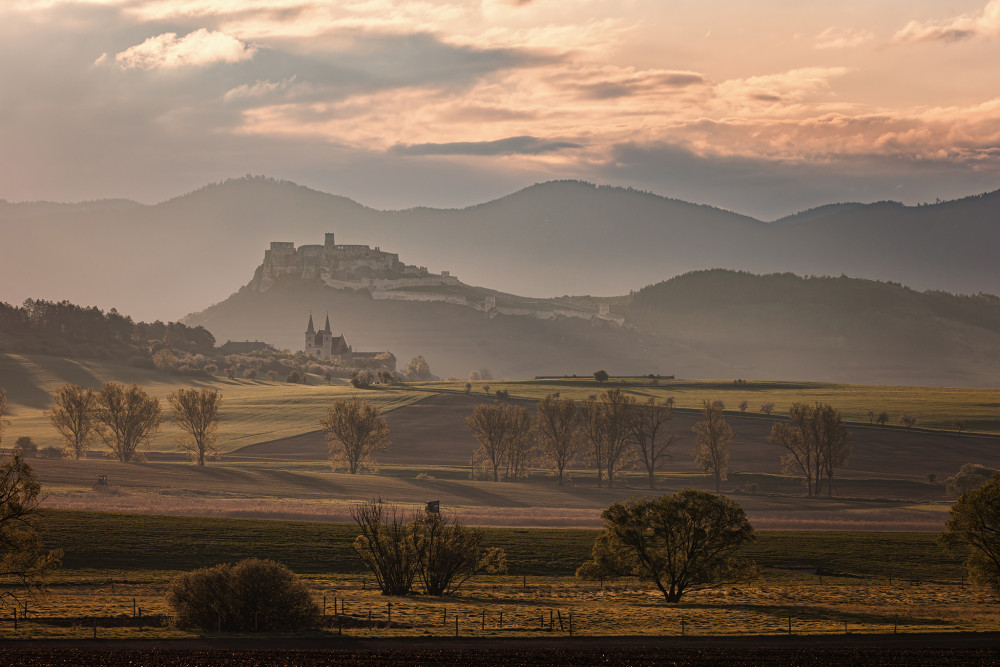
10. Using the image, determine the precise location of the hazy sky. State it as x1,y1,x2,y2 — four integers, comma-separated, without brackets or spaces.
4,0,1000,219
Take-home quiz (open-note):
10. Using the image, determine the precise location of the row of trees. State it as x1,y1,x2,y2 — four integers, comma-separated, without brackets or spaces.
29,383,222,465
466,390,678,488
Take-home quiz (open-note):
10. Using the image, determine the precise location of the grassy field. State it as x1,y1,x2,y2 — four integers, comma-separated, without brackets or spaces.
2,510,994,640
415,377,1000,435
0,353,426,453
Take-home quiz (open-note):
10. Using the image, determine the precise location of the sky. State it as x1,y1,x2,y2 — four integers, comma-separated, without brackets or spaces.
4,0,1000,219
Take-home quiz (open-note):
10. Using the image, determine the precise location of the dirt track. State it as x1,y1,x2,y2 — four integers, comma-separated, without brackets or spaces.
2,633,998,666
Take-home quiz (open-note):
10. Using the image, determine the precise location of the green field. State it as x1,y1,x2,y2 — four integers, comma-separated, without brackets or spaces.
38,509,965,581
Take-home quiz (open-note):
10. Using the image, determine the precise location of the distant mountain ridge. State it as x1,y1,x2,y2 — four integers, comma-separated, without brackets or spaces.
1,175,998,324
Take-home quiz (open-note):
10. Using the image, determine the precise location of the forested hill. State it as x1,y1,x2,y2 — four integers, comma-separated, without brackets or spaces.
622,270,1000,386
0,299,215,360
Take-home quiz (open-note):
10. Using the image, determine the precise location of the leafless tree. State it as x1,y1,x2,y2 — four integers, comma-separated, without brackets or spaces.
760,403,775,415
47,385,98,460
692,400,733,492
94,383,163,463
320,399,390,474
629,398,674,489
536,395,583,485
581,389,636,488
350,499,417,596
466,401,533,482
769,402,850,497
168,388,222,466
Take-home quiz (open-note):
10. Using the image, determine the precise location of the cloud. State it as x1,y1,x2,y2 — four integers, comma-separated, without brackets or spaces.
114,29,256,69
893,0,1000,44
715,67,849,107
815,27,874,50
390,135,582,156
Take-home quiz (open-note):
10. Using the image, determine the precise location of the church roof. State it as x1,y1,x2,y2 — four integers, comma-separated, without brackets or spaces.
306,313,315,335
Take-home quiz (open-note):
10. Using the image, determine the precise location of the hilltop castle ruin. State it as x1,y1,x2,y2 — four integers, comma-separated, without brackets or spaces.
247,233,459,292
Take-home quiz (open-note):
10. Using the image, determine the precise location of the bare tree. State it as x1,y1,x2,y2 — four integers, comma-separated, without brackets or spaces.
320,399,390,474
768,403,850,497
94,383,163,463
47,385,98,460
629,398,674,489
876,411,889,429
760,403,775,415
466,401,533,482
351,499,417,596
536,395,583,485
581,389,636,488
738,400,749,413
692,399,733,492
409,511,506,596
899,414,917,430
168,388,223,466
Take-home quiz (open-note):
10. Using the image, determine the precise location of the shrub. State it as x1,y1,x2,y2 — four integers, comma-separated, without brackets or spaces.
286,371,302,383
38,446,64,459
166,558,320,632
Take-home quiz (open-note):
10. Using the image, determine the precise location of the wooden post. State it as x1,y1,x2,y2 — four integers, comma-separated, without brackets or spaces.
557,610,564,631
499,611,503,629
368,609,372,629
481,609,485,630
133,598,136,617
387,601,392,625
443,608,447,626
569,611,573,636
454,615,458,638
323,595,326,617
787,616,791,635
139,607,143,631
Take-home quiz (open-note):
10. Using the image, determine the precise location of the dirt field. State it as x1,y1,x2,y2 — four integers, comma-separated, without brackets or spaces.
233,393,1000,488
1,634,998,666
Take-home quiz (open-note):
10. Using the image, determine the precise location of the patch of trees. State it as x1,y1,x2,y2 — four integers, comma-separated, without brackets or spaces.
351,499,506,596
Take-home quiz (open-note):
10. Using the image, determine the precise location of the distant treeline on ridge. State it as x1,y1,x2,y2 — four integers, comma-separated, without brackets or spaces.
0,299,215,360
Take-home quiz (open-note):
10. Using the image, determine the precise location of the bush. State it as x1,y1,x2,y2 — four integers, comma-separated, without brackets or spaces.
38,446,64,459
14,436,38,458
166,558,320,632
286,371,302,383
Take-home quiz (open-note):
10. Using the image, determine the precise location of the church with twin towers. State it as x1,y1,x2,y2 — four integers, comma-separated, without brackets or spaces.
303,313,395,371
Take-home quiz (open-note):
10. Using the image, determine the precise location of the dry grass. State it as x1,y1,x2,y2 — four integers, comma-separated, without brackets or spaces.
3,571,997,640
